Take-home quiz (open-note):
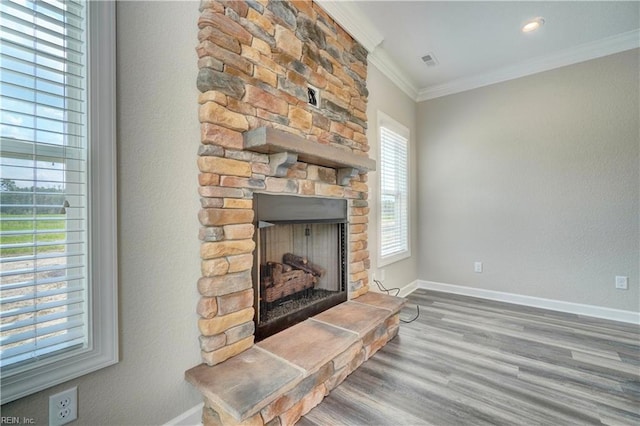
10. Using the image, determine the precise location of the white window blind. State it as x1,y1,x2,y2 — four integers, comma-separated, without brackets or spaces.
379,116,409,263
1,0,88,373
1,0,116,404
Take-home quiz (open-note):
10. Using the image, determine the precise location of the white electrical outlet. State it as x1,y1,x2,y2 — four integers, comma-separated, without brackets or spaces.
474,262,483,273
49,386,78,426
615,276,628,290
379,269,386,281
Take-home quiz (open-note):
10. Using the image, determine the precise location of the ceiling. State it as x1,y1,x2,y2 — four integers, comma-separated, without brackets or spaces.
316,1,640,101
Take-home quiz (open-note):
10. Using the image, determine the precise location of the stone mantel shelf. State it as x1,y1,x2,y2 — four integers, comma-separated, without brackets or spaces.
244,127,376,182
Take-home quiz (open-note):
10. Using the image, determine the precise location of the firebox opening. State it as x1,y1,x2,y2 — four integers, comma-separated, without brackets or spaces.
253,194,348,341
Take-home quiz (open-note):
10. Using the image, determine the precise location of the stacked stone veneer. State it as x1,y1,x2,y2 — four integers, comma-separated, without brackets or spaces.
195,0,371,367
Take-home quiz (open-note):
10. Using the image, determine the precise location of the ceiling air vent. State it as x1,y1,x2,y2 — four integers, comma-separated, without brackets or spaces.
421,52,439,67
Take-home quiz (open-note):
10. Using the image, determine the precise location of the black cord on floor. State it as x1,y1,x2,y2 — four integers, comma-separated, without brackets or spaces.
373,279,420,323
400,304,419,323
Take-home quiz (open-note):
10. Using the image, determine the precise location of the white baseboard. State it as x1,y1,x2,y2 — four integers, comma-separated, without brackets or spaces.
398,280,418,298
163,403,203,426
417,280,640,325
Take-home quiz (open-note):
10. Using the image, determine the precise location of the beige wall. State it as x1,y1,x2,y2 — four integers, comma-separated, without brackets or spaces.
366,64,419,293
2,1,204,424
417,49,640,312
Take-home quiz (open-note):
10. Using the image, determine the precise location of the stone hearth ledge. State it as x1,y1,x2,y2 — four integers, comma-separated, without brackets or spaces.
185,292,406,426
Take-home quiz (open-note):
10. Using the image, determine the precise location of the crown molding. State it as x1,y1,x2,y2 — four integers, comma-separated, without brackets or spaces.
314,0,419,100
314,0,384,53
368,48,419,100
314,3,638,104
417,29,640,102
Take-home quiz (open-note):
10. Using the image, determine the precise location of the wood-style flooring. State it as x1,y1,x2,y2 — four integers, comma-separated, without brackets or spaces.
299,289,640,426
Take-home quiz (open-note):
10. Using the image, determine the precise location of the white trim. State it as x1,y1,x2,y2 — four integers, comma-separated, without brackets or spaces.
314,0,384,53
378,251,411,268
417,29,640,101
398,280,418,298
376,112,411,268
368,49,419,100
417,281,640,325
87,0,119,379
163,403,204,426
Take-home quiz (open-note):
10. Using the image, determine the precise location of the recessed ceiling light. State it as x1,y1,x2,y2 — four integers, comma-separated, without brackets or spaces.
522,17,545,33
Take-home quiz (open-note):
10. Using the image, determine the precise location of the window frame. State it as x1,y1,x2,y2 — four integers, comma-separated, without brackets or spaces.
377,111,411,267
1,0,118,404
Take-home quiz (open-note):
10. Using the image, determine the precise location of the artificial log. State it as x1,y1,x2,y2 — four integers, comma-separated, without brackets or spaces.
262,262,292,289
260,254,326,304
274,264,305,284
283,253,326,278
261,261,316,303
268,262,314,285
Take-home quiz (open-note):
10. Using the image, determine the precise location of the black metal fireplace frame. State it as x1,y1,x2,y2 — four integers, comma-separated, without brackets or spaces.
252,194,348,341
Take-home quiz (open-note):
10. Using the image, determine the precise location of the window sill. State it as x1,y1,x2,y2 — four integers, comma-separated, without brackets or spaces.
378,249,411,268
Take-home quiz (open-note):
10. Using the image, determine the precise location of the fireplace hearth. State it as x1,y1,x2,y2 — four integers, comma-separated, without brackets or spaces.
253,194,348,340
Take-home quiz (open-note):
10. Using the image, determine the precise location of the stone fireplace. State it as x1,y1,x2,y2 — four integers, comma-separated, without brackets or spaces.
193,0,374,367
186,1,405,424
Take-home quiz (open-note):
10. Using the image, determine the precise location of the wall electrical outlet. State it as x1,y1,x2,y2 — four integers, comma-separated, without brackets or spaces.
615,276,628,290
307,84,320,108
49,386,78,426
474,262,483,273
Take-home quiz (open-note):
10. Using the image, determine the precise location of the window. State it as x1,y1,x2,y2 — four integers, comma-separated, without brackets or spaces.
0,0,117,403
378,112,410,265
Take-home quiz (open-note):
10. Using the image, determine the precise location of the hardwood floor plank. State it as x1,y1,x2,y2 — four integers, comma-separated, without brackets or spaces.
572,351,640,375
301,290,640,425
430,307,625,360
596,403,640,426
517,370,640,416
446,372,602,425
